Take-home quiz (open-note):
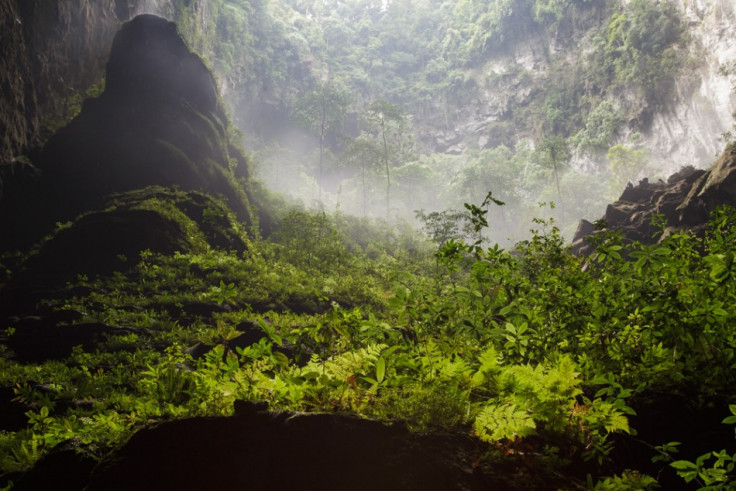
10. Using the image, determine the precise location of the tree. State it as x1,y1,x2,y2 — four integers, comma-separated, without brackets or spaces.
415,208,470,247
607,143,649,198
452,147,521,241
363,100,413,220
293,82,350,207
536,135,571,212
393,161,434,214
343,135,382,216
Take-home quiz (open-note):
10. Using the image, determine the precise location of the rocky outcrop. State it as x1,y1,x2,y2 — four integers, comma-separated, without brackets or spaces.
572,144,736,255
0,0,128,164
1,14,254,251
16,187,248,285
38,14,251,218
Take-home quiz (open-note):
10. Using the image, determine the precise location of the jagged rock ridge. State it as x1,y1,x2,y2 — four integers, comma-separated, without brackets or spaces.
572,144,736,255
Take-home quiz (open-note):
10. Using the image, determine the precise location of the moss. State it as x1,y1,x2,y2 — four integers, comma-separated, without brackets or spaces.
16,187,248,286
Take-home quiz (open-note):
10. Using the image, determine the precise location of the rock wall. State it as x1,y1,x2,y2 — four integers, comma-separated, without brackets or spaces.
0,0,125,163
0,0,35,164
645,0,736,174
571,143,736,255
419,0,736,176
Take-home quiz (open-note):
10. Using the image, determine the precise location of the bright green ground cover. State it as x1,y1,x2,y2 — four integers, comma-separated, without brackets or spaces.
1,203,736,488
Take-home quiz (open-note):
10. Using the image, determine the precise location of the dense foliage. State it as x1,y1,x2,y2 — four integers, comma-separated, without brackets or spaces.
2,199,736,488
1,1,728,488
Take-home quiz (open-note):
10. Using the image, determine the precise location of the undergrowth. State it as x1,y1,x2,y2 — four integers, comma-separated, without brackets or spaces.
1,202,736,489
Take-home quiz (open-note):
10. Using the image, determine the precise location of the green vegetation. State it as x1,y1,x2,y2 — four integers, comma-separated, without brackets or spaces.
607,142,649,195
41,78,105,138
666,405,736,488
2,198,736,488
1,1,726,488
293,83,350,206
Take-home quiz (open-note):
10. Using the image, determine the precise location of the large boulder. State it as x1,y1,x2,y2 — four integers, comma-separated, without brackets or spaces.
15,186,248,285
12,407,574,490
572,145,736,255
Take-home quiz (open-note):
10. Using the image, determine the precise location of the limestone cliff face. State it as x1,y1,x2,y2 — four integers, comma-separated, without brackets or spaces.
0,0,35,164
645,0,736,173
418,1,736,175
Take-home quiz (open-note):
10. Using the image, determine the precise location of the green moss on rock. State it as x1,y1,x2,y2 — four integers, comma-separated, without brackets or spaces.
19,187,249,284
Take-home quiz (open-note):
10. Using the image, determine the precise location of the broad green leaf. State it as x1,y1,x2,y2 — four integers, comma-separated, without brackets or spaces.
670,460,699,470
376,356,386,384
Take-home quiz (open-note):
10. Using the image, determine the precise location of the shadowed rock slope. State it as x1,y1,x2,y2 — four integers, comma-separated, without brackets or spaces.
11,405,574,491
14,186,249,286
1,14,254,252
572,144,736,255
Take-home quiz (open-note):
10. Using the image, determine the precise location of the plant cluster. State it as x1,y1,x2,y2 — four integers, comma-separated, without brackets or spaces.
2,200,736,488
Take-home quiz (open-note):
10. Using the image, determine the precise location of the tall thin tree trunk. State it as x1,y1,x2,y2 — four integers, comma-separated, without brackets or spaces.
553,162,563,221
362,165,367,217
382,118,390,221
318,91,326,209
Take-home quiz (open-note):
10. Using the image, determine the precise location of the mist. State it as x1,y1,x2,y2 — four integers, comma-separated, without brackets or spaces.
4,2,736,487
133,0,734,248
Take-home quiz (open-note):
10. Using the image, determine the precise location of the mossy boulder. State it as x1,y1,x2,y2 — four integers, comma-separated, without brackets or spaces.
18,187,248,284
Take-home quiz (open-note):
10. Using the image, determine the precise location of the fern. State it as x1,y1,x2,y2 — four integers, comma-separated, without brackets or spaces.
583,401,631,435
473,355,589,440
0,432,44,472
471,345,503,387
304,343,387,384
474,403,536,442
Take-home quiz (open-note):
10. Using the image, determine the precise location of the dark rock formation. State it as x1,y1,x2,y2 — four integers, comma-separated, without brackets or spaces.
11,409,572,490
0,159,41,203
14,186,249,286
37,14,252,223
572,145,736,255
7,446,97,491
0,321,122,363
1,13,254,251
